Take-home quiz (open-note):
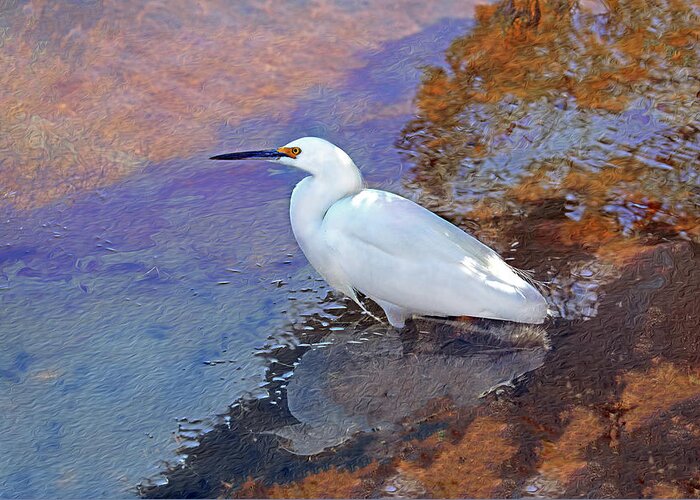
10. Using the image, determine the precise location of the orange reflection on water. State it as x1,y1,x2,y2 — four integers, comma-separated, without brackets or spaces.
400,0,699,262
620,361,700,432
537,407,604,486
0,0,476,209
397,415,517,498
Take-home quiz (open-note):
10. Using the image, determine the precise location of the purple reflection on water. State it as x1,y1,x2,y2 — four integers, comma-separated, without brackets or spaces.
0,15,474,498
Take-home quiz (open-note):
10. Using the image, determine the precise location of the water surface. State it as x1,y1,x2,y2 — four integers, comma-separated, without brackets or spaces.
0,1,478,497
2,0,700,498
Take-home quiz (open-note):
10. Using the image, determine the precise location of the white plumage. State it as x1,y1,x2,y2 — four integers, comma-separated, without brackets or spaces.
211,137,548,327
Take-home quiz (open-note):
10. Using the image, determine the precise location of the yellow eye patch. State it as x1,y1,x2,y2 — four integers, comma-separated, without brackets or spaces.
277,146,301,158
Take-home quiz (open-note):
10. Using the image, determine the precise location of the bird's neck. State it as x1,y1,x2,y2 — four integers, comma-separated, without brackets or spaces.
290,165,363,244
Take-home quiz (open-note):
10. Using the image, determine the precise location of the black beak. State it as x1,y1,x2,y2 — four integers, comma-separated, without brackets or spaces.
209,149,285,161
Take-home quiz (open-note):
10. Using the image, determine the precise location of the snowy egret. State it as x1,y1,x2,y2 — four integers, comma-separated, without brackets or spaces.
211,137,548,327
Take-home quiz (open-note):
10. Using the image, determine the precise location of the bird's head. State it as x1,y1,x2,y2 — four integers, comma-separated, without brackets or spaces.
210,136,354,176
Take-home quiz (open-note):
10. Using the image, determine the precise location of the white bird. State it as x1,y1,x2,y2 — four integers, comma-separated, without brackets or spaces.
211,137,548,327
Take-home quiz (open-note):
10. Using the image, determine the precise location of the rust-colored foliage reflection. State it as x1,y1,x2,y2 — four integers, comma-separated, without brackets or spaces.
397,415,517,498
0,0,471,209
399,0,699,260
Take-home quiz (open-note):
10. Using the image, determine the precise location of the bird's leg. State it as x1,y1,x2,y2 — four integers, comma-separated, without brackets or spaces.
344,288,386,325
356,299,386,325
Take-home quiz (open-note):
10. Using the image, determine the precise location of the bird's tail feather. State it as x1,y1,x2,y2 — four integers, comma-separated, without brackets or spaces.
510,265,551,293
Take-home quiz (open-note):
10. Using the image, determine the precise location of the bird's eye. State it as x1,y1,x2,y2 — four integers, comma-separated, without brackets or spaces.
291,147,301,156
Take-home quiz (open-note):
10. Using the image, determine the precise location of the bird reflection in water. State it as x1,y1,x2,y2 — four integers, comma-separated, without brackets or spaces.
270,315,548,455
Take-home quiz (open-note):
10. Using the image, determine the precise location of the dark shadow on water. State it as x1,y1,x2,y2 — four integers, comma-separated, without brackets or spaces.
139,300,550,498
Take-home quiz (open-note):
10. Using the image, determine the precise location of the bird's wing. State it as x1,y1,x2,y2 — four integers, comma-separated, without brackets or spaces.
322,189,546,323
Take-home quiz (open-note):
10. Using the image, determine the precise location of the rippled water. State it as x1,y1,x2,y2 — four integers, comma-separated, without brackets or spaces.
0,1,477,497
2,0,699,498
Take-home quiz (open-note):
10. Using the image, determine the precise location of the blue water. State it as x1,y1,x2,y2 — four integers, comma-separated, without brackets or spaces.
0,13,474,498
